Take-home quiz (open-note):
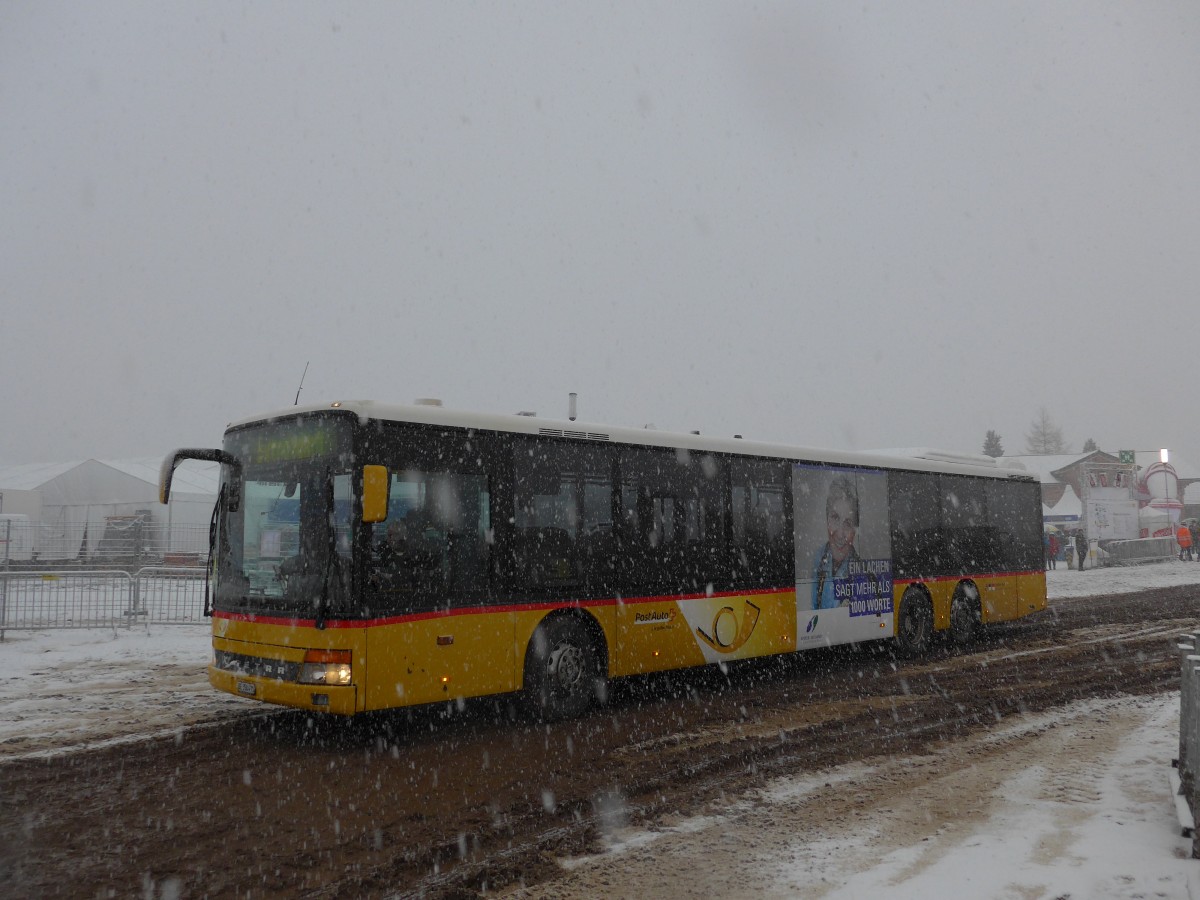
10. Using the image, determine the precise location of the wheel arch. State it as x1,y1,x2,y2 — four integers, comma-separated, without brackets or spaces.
896,581,933,628
946,578,981,630
948,578,983,645
954,577,980,596
522,607,610,677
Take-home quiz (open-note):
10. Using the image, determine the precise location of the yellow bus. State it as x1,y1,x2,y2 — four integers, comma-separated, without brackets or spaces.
160,400,1046,719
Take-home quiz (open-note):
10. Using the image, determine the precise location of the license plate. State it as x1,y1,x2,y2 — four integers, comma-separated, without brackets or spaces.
237,681,257,697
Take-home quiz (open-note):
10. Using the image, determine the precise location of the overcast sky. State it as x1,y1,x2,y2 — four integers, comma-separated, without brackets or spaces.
3,2,1198,466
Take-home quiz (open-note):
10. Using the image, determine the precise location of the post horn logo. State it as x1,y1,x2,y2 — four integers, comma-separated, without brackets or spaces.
696,600,761,653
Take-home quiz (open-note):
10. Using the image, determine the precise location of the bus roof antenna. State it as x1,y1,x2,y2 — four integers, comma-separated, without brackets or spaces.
294,362,309,406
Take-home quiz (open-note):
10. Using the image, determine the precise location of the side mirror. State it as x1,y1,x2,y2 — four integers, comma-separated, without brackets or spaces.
161,448,241,510
362,465,389,523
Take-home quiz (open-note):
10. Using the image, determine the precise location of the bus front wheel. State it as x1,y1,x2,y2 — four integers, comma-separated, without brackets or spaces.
896,587,932,657
524,616,603,721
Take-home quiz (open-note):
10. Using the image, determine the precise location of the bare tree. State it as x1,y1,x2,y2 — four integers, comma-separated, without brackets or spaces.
1025,408,1070,455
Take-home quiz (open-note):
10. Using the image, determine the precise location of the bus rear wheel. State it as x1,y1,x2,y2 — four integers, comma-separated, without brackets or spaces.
949,583,981,646
524,616,603,721
896,587,932,657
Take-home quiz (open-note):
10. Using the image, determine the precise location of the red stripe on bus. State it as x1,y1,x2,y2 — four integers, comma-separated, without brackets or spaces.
894,570,1043,585
211,571,1042,630
212,587,794,629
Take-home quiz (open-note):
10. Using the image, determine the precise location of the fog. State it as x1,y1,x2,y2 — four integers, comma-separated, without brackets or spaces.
3,2,1198,464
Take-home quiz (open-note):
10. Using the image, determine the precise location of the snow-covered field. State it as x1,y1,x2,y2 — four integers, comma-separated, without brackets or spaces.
544,691,1196,899
518,562,1200,899
0,623,245,759
3,561,1200,896
1044,556,1200,600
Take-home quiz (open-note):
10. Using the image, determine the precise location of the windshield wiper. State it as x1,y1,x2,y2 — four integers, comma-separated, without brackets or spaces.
203,484,224,618
314,471,335,630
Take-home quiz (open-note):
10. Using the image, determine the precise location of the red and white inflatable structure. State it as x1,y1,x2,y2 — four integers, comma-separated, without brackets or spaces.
1138,461,1182,537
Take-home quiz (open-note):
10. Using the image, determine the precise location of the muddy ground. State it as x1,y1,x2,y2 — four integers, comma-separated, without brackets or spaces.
1,587,1197,899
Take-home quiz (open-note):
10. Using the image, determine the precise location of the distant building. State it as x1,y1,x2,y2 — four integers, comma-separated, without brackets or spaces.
1006,450,1200,539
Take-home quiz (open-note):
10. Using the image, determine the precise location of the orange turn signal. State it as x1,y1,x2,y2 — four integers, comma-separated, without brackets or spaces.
303,649,351,664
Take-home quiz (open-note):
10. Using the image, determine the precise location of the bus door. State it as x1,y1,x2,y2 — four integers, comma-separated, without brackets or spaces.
501,436,619,671
361,426,508,709
941,478,1015,623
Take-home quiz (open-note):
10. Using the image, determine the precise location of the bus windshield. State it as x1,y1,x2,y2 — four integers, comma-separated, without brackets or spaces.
214,416,354,616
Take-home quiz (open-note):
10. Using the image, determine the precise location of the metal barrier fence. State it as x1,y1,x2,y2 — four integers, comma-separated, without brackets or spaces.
0,521,209,567
0,567,207,636
1173,634,1200,857
1102,536,1177,566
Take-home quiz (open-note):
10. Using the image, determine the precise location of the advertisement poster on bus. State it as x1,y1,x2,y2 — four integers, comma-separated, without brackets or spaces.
794,464,894,647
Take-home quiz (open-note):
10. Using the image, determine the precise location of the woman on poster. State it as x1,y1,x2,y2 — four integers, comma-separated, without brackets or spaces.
812,474,862,610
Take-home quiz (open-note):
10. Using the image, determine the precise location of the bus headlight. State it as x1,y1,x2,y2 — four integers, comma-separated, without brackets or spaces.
299,649,352,686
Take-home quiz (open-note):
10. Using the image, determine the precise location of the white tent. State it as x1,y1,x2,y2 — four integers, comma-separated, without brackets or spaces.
1043,484,1082,526
0,458,218,558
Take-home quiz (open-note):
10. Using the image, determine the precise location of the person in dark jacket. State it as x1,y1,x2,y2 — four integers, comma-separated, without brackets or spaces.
1075,531,1087,571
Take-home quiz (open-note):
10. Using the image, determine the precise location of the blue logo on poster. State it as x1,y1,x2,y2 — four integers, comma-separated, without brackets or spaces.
805,614,819,633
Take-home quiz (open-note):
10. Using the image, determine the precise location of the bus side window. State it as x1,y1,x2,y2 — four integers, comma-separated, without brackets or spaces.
365,427,492,611
988,479,1041,571
510,438,613,594
729,457,791,589
942,475,989,573
618,448,689,590
888,472,942,578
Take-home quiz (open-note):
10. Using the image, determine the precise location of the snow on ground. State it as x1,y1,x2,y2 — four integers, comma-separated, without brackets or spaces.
0,624,239,759
1046,556,1200,600
533,561,1200,898
803,693,1194,899
544,691,1200,899
4,560,1200,896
